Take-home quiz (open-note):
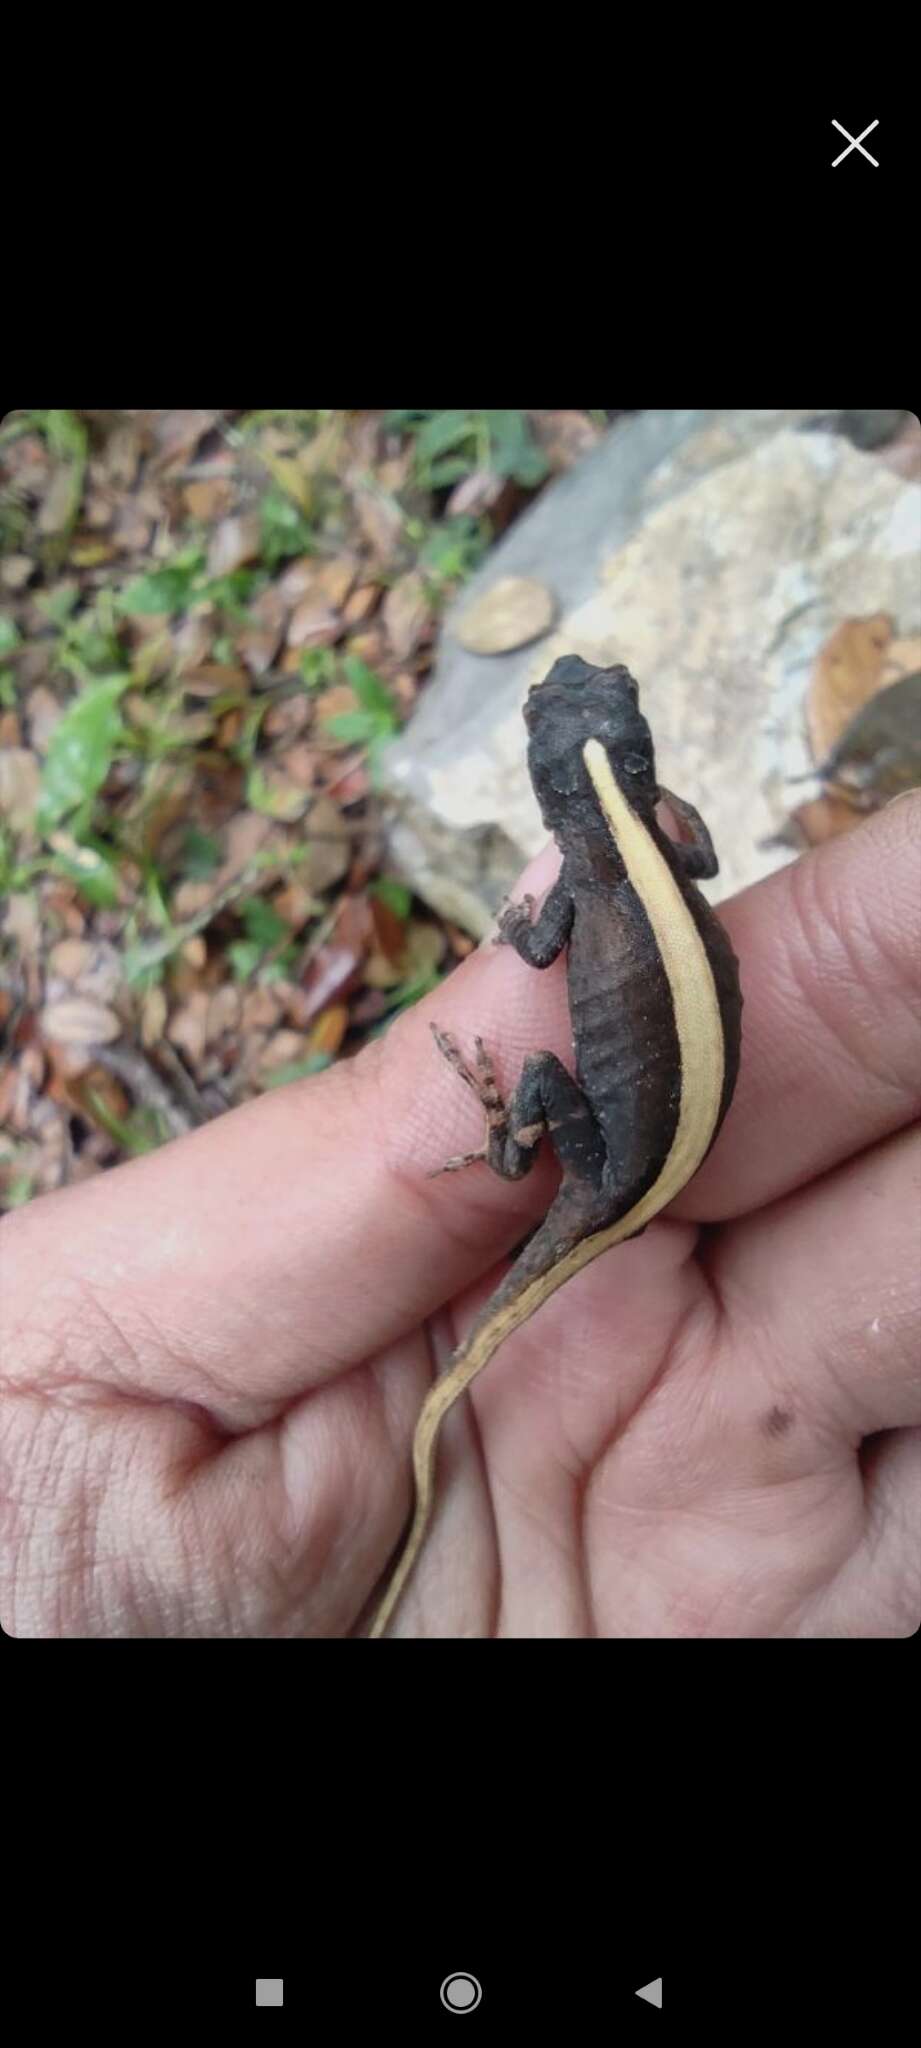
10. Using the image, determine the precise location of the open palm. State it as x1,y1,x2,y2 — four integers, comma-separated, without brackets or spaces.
1,799,918,1638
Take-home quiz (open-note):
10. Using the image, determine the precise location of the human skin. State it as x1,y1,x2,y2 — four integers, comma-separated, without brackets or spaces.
0,795,919,1638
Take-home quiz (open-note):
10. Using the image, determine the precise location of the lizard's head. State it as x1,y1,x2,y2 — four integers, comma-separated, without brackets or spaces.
523,655,659,826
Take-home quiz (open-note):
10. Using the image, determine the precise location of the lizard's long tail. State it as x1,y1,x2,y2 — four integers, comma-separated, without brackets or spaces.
367,1189,651,1638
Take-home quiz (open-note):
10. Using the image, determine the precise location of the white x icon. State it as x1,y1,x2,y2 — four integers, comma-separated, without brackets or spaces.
831,118,879,167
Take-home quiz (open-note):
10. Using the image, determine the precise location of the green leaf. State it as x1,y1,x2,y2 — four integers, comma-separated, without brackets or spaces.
0,614,21,656
322,711,378,745
414,411,475,464
299,647,336,688
239,895,290,949
37,674,130,835
181,827,222,879
228,939,264,982
117,565,199,616
342,657,398,720
4,1173,36,1209
261,1053,333,1088
371,878,411,920
38,584,80,626
50,841,121,907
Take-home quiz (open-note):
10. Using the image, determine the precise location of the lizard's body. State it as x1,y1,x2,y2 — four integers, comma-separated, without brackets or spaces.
369,657,742,1637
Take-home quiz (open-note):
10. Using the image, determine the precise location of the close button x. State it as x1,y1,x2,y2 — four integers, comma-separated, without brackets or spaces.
831,119,879,167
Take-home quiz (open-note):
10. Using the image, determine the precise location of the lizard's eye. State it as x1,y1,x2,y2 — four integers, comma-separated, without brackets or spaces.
623,752,649,777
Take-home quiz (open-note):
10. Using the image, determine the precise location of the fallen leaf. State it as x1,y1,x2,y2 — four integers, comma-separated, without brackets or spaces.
382,569,431,661
346,627,386,667
237,586,288,677
302,794,351,892
140,985,168,1048
242,987,283,1032
47,938,121,1003
454,575,556,654
806,614,893,764
1,554,34,591
207,513,262,578
0,748,40,835
41,997,122,1047
306,1005,348,1058
167,991,210,1066
369,892,409,967
181,662,250,698
263,695,311,741
278,742,323,791
314,554,360,609
206,984,242,1044
286,596,341,651
354,488,404,561
148,411,223,476
258,1029,310,1074
25,685,63,753
445,469,505,519
341,583,380,628
273,881,318,932
183,479,233,522
248,763,312,821
172,612,216,673
276,556,318,608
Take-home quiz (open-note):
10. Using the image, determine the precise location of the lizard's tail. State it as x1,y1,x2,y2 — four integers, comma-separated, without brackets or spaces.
367,1188,647,1638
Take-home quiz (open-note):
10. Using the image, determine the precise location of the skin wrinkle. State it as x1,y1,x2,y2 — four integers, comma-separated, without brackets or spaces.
784,839,921,1105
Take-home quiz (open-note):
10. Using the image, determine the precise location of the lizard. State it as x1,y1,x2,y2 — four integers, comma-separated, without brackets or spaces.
368,654,743,1638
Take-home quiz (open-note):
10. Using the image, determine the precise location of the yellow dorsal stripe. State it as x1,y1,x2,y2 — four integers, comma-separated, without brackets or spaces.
582,737,724,1197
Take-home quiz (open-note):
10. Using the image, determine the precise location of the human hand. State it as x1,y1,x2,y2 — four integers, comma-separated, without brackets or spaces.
2,798,919,1637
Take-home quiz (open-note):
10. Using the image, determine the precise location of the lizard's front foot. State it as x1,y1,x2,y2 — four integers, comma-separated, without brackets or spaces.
494,893,535,949
429,1026,508,1177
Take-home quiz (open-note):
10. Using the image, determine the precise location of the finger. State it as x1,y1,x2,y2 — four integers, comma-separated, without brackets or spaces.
0,847,566,1420
799,1428,921,1637
676,793,921,1220
711,1123,921,1440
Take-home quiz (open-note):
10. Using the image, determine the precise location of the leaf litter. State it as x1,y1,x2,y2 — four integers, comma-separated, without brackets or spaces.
0,406,609,1209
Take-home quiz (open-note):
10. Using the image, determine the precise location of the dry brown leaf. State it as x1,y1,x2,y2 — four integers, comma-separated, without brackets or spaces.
147,411,223,476
182,662,250,698
454,576,556,655
183,478,234,522
258,1030,310,1074
346,627,386,667
168,992,210,1066
273,881,317,932
206,984,242,1044
276,556,318,608
263,695,311,741
306,1005,348,1058
242,987,283,1032
217,709,243,748
445,470,505,519
140,985,168,1049
370,894,409,967
25,685,62,753
1,554,34,591
806,614,893,764
363,948,404,990
0,748,40,835
237,586,288,677
48,938,94,983
41,997,122,1048
218,811,273,881
278,742,323,792
315,683,358,723
171,879,215,922
354,488,404,562
313,555,360,609
249,764,312,821
529,409,603,470
341,583,380,629
383,569,430,661
286,596,341,651
207,513,262,578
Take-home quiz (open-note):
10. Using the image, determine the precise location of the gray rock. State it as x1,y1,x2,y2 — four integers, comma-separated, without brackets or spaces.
381,410,920,932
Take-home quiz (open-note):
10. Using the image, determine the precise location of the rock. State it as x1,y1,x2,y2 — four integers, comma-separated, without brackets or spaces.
380,410,921,931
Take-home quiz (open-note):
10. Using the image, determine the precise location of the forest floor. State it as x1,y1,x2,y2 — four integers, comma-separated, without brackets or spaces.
0,407,613,1209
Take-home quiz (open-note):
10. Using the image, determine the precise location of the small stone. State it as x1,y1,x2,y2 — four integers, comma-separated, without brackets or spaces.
454,575,556,655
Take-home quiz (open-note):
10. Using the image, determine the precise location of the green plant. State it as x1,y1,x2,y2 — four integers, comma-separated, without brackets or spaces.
259,485,318,570
386,409,550,490
320,656,400,781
